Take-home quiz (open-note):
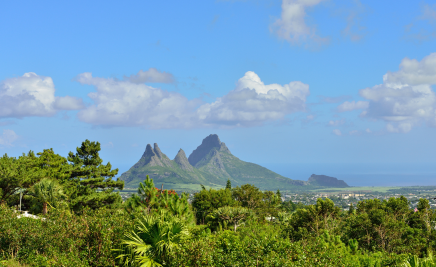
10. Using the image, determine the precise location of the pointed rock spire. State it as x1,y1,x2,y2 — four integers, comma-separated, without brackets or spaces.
154,143,165,159
174,149,194,171
142,144,156,158
188,134,231,167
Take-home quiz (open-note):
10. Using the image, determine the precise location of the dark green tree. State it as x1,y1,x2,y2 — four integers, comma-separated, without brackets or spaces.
67,139,124,210
226,179,232,190
276,189,282,199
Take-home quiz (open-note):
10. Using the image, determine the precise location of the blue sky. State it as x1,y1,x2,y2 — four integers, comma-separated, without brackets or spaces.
1,0,436,185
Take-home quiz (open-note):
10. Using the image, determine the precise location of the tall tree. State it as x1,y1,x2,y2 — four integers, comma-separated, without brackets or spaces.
67,139,124,210
226,179,231,190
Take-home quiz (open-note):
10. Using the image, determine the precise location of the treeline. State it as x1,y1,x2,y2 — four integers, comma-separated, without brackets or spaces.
1,141,436,266
0,140,123,213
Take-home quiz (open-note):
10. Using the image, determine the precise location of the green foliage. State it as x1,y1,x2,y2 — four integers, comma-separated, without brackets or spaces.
0,204,134,266
27,178,66,214
192,187,236,224
67,139,124,211
206,206,251,232
0,152,42,204
225,179,231,190
115,210,189,266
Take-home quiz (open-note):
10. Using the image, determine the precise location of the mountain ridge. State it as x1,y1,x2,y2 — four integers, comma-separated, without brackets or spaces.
120,134,349,191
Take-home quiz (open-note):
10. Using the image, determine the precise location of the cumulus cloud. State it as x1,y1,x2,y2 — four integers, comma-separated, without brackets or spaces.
270,0,329,46
343,53,436,133
383,53,436,85
0,129,18,147
0,72,84,118
77,71,310,128
197,71,310,127
337,101,369,112
124,68,175,84
76,72,201,128
332,129,342,136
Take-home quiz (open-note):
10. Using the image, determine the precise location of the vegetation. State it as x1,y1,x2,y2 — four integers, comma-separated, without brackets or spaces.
2,142,436,266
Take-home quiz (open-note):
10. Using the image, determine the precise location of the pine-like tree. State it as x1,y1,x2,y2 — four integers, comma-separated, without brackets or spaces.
226,179,232,190
67,139,124,210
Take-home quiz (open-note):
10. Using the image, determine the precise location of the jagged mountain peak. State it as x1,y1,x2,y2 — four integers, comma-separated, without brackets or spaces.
174,149,194,171
153,143,166,159
142,144,156,158
188,134,231,167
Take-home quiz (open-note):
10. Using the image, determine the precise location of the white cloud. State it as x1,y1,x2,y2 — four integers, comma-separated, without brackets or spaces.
124,68,175,84
351,53,436,132
76,72,201,128
0,72,84,118
383,53,436,85
0,129,18,147
332,129,342,136
337,101,369,112
77,71,310,128
365,128,371,133
197,71,310,127
349,130,359,135
270,0,329,46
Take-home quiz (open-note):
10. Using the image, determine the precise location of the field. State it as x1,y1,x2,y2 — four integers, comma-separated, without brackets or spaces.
310,186,403,193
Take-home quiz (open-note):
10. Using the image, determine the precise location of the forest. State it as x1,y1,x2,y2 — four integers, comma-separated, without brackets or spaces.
1,140,436,266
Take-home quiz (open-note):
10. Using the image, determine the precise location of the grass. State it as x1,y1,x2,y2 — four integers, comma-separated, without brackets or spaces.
0,259,28,267
310,186,402,193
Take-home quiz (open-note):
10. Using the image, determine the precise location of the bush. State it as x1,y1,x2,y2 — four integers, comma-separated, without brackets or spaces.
0,205,134,266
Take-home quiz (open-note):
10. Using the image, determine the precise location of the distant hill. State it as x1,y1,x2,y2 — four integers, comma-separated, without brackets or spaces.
120,134,348,191
307,174,349,188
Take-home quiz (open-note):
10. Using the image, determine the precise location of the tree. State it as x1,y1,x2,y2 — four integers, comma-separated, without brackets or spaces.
137,175,159,213
276,189,282,199
232,184,264,210
0,152,42,204
28,178,65,214
192,187,236,224
226,179,232,190
206,206,250,232
67,139,124,210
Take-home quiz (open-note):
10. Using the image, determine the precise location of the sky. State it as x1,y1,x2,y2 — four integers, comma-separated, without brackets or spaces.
1,0,436,186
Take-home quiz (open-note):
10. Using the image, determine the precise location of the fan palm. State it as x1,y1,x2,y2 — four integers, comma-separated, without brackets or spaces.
29,178,65,215
115,210,189,267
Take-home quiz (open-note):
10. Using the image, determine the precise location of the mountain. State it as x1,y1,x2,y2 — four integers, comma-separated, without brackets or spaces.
187,134,305,190
120,134,348,191
120,143,223,190
307,174,349,188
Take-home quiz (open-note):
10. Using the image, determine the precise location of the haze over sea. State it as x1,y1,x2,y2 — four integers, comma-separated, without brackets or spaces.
263,163,436,187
